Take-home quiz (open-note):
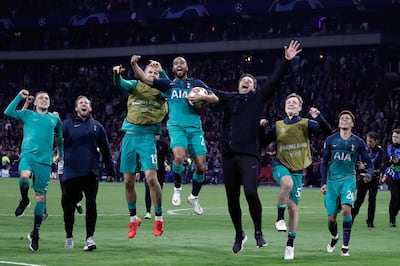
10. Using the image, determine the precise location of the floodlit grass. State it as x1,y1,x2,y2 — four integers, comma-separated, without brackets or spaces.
0,177,397,266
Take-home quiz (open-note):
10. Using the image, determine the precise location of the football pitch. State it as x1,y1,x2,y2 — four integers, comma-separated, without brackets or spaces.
0,177,398,266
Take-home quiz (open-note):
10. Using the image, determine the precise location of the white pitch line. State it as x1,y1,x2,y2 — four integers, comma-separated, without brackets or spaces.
0,206,388,217
0,261,46,266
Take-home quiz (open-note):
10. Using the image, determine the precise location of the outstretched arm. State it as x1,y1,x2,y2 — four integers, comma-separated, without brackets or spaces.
112,64,137,92
261,40,302,101
4,89,30,119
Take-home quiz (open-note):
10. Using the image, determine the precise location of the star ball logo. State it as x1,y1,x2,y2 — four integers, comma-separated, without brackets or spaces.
38,17,46,27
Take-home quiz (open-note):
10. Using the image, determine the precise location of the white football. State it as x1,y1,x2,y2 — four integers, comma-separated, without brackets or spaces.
188,87,208,108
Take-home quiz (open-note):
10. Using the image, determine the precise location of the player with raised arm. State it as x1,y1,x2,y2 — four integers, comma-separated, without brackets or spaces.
263,93,331,259
131,55,218,215
4,89,63,251
191,41,303,255
113,60,166,237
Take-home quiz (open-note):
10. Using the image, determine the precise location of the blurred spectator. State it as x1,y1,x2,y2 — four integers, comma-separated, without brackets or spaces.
1,151,11,177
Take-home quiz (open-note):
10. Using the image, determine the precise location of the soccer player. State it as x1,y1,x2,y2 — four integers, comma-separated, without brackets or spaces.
384,128,400,227
4,89,63,251
192,40,303,254
266,93,331,260
22,98,84,220
113,60,166,237
131,55,217,215
61,95,115,251
351,131,386,228
320,110,373,257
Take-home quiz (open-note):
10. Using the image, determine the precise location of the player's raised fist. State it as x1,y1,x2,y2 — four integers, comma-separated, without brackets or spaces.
20,89,29,98
113,65,125,74
130,55,141,65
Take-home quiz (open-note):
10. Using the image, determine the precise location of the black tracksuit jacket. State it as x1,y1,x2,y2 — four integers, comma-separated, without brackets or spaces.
211,58,290,158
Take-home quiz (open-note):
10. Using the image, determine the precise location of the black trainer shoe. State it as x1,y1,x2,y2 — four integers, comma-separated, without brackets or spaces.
366,220,375,228
232,232,247,254
28,231,39,251
255,231,268,248
76,203,83,214
15,199,31,217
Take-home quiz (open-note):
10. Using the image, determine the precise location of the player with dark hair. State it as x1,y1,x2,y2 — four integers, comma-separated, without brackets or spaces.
61,95,115,251
321,110,373,257
351,131,386,228
4,89,63,252
193,40,302,254
131,55,218,215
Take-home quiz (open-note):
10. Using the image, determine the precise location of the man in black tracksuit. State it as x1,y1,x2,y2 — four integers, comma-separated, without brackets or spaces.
61,95,115,251
351,131,386,228
195,40,302,253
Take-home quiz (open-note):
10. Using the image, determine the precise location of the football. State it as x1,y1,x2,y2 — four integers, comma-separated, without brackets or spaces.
188,86,208,108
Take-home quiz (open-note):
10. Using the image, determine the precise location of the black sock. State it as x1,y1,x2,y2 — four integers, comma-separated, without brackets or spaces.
20,187,29,201
174,172,182,188
192,180,202,196
33,215,42,235
277,206,285,221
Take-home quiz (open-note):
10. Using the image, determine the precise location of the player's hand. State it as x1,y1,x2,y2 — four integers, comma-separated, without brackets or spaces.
356,161,366,170
320,184,327,195
260,118,269,127
130,55,141,66
284,39,302,60
20,89,29,98
106,176,114,182
309,107,320,119
148,60,162,73
360,173,371,183
113,64,126,74
187,93,204,103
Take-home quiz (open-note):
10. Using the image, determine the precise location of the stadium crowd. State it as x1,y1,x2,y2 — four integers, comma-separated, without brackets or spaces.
1,47,399,185
1,1,400,186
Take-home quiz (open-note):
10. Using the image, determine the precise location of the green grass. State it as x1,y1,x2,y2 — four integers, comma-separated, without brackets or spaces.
0,177,398,266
